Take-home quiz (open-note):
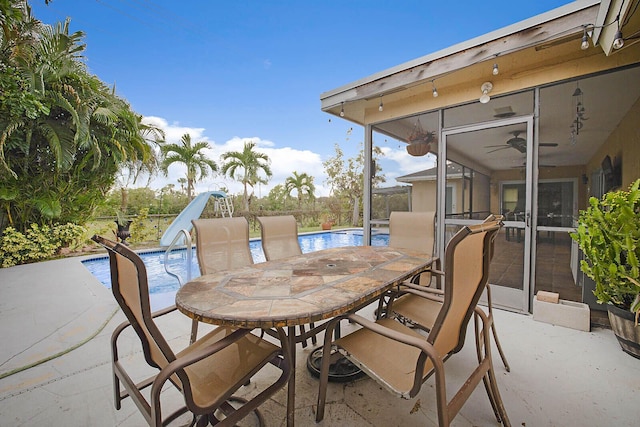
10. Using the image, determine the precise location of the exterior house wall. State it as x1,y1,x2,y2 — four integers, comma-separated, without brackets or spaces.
474,173,491,216
408,174,491,217
584,95,640,202
411,181,437,212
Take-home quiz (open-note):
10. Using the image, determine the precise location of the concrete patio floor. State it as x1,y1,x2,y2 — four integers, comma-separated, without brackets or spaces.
1,255,638,426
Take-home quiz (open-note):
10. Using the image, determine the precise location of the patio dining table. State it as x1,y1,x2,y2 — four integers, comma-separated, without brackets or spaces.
175,245,433,426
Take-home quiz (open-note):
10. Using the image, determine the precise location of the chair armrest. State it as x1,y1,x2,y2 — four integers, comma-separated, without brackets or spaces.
407,257,440,285
396,286,444,303
402,282,444,296
151,305,178,318
112,305,178,353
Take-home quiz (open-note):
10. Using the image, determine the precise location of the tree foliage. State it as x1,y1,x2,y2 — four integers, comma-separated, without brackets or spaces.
285,171,315,209
160,133,217,200
323,137,385,226
265,184,290,211
0,1,157,231
221,141,272,211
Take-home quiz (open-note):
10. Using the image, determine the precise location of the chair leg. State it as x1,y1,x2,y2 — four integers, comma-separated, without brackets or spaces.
315,318,341,422
474,314,501,422
491,322,511,372
485,357,512,426
486,285,510,372
475,308,511,427
209,397,266,427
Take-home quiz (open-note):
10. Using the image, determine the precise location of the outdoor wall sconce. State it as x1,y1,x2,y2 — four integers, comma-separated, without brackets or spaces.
492,63,499,75
479,82,493,104
432,80,438,97
378,95,384,112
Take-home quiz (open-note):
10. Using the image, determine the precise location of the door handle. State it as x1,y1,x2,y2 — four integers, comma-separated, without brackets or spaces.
526,212,531,227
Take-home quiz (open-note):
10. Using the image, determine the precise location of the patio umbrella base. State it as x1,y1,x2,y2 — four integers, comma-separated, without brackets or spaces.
306,345,365,383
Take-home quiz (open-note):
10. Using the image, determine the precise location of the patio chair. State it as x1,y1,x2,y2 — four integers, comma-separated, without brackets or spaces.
316,221,511,427
92,235,290,427
375,210,437,319
256,215,302,261
190,217,254,343
388,214,511,371
257,215,317,347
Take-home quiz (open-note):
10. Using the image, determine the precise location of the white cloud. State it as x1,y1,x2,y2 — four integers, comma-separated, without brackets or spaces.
142,116,208,143
135,117,332,198
379,146,436,183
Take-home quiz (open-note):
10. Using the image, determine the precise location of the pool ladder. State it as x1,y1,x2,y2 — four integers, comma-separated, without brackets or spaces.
163,229,193,287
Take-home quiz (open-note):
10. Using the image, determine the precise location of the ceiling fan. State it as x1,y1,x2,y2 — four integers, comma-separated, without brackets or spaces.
485,131,558,154
511,161,556,169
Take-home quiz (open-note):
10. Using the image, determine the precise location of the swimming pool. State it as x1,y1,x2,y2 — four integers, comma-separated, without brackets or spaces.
83,230,389,310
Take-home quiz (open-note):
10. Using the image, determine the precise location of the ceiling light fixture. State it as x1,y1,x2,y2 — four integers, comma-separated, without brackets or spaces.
479,82,493,104
492,63,499,75
378,95,383,112
340,102,345,117
431,80,438,97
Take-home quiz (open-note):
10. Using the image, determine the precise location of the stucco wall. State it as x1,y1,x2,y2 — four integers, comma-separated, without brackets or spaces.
585,95,640,202
410,181,437,212
473,173,491,216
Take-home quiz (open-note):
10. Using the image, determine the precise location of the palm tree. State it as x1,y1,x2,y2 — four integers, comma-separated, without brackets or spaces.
1,8,158,229
160,133,218,200
285,171,315,209
221,141,272,211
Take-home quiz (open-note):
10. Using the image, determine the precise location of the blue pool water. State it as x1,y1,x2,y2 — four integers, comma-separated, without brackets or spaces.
83,230,389,309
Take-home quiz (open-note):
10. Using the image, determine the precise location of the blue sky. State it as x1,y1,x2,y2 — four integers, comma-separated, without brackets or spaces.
31,0,573,197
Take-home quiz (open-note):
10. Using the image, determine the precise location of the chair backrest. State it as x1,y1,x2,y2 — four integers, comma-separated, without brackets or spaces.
192,217,253,275
389,211,436,255
92,235,177,371
482,214,503,261
427,220,502,355
257,215,302,261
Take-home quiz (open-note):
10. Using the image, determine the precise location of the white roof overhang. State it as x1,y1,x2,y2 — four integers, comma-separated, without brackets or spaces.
321,1,606,123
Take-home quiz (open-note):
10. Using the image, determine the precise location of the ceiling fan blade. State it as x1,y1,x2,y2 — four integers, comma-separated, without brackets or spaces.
511,163,556,169
539,143,558,147
484,144,507,148
487,146,511,154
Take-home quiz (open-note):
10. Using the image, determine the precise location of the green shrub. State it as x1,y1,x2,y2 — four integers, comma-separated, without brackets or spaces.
0,223,86,268
50,223,86,250
129,208,150,243
571,179,640,314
